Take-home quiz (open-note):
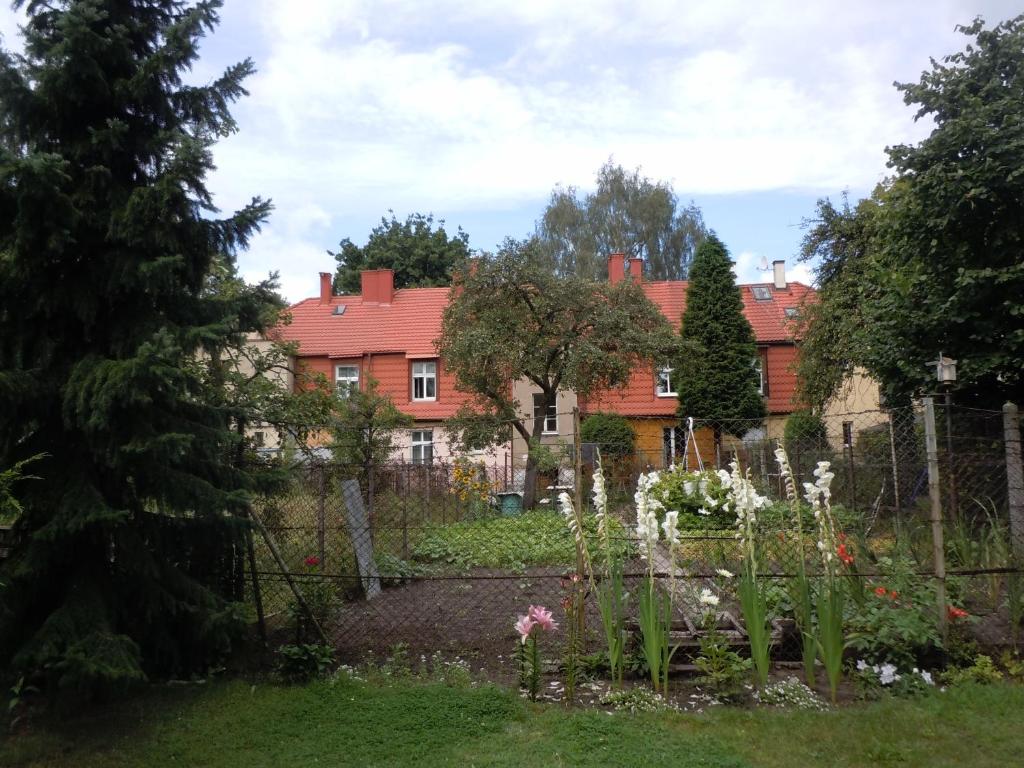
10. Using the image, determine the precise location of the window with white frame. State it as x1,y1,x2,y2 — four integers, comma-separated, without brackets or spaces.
411,430,433,464
335,365,360,396
532,393,558,434
752,355,765,395
656,366,676,397
412,361,437,401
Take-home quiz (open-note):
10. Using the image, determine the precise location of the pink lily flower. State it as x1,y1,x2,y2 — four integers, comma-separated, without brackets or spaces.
528,605,558,632
514,615,536,644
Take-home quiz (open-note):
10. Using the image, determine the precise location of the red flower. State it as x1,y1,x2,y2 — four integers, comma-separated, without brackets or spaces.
837,543,855,566
874,586,888,597
304,555,321,567
947,605,969,621
889,591,899,600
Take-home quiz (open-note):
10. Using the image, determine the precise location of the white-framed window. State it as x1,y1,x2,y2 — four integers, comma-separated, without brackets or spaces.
656,366,676,397
412,361,437,401
411,430,433,464
533,394,558,434
752,355,765,396
335,364,360,396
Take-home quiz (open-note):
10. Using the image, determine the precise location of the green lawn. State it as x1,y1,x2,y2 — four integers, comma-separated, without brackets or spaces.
3,677,1022,767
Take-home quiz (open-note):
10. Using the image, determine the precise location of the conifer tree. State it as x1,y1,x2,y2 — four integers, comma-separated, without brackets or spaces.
0,1,273,690
676,234,766,448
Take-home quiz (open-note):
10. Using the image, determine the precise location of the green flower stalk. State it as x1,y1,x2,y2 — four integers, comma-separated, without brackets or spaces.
774,445,817,687
805,461,846,703
591,456,628,688
729,460,772,688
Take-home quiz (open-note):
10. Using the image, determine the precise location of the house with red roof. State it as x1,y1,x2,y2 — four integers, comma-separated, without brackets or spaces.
276,269,511,470
271,254,827,474
578,254,816,468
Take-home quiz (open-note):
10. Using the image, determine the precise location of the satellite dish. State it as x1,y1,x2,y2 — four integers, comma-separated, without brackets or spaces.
758,255,769,272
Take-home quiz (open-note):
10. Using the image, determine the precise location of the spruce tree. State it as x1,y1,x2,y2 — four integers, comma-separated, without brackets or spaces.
676,234,766,446
0,1,273,691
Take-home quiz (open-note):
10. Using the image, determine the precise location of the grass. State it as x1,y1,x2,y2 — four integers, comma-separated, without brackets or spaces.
3,677,1023,768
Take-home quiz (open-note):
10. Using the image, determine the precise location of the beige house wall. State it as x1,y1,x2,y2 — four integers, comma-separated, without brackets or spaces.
822,368,887,450
510,379,578,467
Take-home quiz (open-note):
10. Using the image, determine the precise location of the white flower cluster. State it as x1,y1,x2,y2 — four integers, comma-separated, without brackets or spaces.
661,509,680,546
679,470,733,517
856,660,935,687
635,470,664,561
559,491,578,537
699,588,720,607
755,677,829,711
803,461,839,570
592,461,608,540
728,461,769,565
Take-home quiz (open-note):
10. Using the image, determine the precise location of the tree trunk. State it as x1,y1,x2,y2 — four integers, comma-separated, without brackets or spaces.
520,388,555,510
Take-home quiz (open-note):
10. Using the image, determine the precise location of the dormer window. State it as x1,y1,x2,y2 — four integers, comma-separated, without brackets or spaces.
412,360,437,401
751,285,772,301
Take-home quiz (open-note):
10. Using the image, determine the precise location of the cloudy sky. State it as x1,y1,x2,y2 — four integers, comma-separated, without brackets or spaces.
1,1,1019,301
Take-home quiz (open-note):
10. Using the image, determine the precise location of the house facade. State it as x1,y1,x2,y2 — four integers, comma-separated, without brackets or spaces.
276,269,512,470
578,254,816,468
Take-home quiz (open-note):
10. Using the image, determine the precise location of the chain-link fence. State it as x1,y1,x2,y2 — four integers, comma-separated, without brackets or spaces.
245,400,1024,676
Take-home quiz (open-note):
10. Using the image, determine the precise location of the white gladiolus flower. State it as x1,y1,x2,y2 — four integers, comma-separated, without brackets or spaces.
699,588,719,607
683,481,695,496
592,462,608,540
559,492,578,535
717,469,732,488
662,510,680,546
698,507,710,516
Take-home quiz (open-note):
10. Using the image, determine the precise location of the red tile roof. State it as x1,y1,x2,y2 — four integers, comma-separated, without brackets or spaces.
639,280,816,342
277,279,815,356
277,287,451,358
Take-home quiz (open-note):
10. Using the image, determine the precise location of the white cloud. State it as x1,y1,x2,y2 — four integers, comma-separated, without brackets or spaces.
733,251,815,287
4,0,1017,300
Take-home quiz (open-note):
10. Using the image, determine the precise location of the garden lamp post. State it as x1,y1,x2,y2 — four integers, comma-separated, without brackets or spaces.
927,353,959,517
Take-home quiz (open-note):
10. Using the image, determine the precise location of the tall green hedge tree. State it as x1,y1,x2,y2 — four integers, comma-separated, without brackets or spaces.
797,16,1024,409
676,234,766,451
0,1,273,691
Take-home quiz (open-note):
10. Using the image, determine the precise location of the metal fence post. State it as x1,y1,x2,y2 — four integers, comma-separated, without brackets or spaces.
923,397,948,639
888,414,902,538
1003,402,1024,561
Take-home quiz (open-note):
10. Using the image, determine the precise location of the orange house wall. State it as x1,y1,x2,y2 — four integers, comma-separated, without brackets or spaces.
295,353,473,420
764,345,800,414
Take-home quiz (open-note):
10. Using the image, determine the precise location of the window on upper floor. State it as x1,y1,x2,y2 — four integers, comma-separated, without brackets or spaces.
532,393,558,434
412,360,437,401
784,306,800,319
656,366,676,397
335,365,360,397
752,354,766,396
751,285,772,301
411,429,434,464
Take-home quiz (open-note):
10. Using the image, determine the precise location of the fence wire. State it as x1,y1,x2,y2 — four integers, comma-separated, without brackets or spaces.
245,401,1024,672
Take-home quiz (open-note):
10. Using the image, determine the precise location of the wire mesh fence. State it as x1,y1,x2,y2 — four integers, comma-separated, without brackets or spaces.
245,400,1024,677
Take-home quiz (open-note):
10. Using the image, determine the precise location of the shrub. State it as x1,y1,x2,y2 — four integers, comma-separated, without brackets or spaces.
846,556,942,668
783,410,828,457
277,644,335,683
756,677,828,710
580,413,636,457
943,655,1004,686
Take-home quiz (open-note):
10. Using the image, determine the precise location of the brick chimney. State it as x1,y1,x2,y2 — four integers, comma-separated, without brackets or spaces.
628,257,643,283
319,272,332,305
608,253,626,284
361,269,395,304
772,260,787,290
